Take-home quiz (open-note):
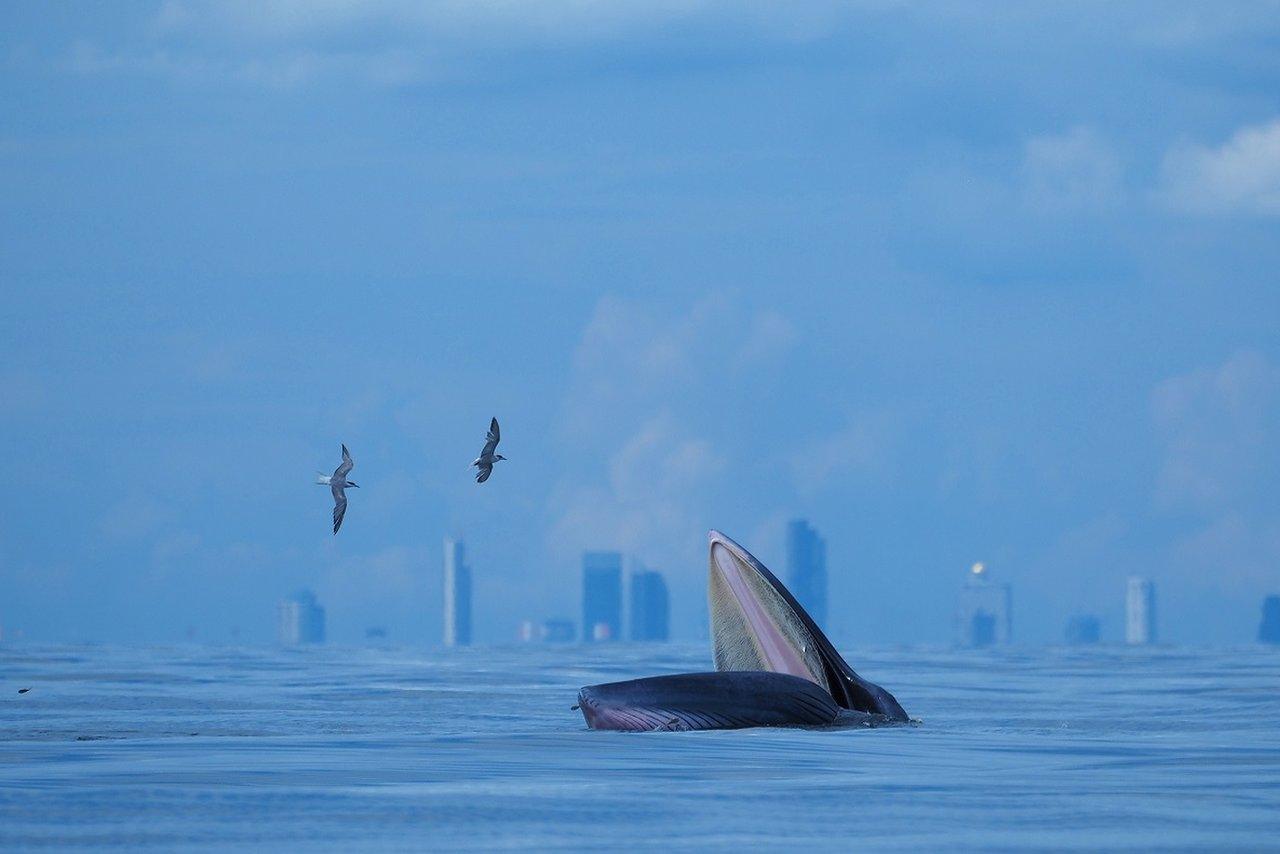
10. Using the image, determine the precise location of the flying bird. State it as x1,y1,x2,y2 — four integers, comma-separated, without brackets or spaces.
316,444,359,534
471,417,507,483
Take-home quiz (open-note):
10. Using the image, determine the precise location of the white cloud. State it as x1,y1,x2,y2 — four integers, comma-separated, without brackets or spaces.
1158,119,1280,215
154,0,713,45
1152,351,1280,594
548,294,793,574
788,410,895,496
1152,350,1279,511
560,294,796,441
64,38,429,90
1021,127,1123,212
548,413,725,565
735,310,798,367
58,1,877,89
1170,512,1280,591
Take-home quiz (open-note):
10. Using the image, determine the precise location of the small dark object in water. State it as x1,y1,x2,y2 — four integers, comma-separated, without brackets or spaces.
17,688,30,694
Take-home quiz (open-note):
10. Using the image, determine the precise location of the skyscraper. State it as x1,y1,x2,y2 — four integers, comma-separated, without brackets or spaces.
582,551,622,642
1259,596,1280,645
541,619,576,643
956,562,1012,647
278,589,325,645
443,538,472,647
629,568,670,641
1125,577,1156,645
786,519,827,626
1065,614,1101,645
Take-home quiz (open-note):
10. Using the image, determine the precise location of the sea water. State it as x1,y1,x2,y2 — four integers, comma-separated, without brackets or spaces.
2,643,1279,850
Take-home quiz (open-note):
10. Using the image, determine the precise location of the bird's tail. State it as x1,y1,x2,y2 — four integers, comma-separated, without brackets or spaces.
315,473,332,485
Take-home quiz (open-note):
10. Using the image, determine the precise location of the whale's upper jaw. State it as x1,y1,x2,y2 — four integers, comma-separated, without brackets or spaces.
707,529,909,721
708,531,831,691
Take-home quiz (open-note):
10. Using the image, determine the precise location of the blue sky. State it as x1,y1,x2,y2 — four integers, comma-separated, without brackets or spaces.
2,1,1278,645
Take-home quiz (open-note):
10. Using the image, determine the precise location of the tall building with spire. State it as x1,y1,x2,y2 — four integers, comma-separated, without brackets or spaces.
443,538,472,647
956,562,1012,647
629,567,670,641
786,519,827,626
1125,577,1156,645
582,551,622,642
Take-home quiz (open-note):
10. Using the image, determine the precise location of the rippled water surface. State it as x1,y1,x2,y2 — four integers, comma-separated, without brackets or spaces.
3,643,1279,850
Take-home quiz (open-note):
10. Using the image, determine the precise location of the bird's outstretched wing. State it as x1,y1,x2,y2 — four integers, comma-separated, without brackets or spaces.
332,484,348,534
334,443,354,480
480,418,500,458
475,464,492,484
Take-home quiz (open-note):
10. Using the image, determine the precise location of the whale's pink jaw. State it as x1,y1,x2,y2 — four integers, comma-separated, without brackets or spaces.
708,532,828,691
705,529,910,722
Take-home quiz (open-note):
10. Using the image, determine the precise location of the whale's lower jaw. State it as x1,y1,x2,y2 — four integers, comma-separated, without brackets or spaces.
578,671,842,731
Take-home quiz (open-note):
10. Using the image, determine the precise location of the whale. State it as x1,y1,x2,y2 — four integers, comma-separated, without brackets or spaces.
577,530,909,731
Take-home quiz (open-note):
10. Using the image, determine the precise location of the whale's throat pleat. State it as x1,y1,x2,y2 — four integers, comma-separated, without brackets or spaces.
709,541,829,692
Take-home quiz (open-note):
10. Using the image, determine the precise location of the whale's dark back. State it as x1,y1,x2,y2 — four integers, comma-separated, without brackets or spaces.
578,671,841,731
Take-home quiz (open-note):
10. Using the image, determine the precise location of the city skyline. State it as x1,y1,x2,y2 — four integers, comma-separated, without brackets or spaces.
3,4,1278,647
256,538,1225,648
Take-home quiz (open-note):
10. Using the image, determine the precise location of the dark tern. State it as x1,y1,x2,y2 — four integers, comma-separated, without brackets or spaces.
316,444,359,533
471,417,507,483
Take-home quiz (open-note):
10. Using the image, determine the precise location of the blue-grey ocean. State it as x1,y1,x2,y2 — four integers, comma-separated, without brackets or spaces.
3,643,1279,851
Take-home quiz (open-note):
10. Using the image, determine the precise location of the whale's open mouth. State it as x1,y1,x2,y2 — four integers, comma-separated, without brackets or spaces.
575,530,908,731
708,530,907,720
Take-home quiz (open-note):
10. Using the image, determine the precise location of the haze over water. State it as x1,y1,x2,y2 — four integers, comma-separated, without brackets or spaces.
3,643,1279,850
4,4,1280,849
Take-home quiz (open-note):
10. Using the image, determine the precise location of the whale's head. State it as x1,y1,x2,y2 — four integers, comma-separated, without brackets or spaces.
707,530,908,721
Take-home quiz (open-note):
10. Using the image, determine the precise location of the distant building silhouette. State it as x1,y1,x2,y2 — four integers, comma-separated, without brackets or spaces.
1065,614,1101,645
542,619,576,643
1259,596,1280,645
956,562,1011,647
1126,577,1156,645
519,618,576,642
443,538,472,647
278,589,325,645
582,551,622,642
629,568,670,641
786,519,827,626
